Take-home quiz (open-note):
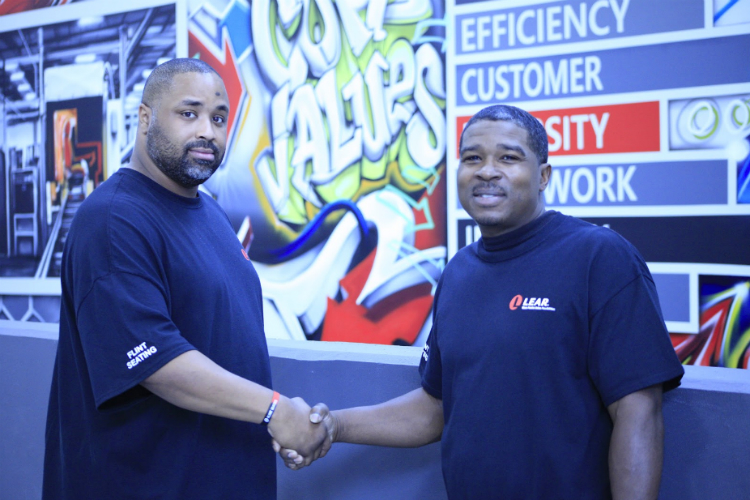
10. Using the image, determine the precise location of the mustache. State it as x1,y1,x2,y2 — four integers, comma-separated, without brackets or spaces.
184,140,220,155
472,182,507,196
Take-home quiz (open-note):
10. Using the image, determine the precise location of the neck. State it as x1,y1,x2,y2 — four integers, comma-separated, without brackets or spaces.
128,147,198,198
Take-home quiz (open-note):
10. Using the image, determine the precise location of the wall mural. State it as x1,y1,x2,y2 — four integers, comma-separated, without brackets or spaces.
672,276,750,369
0,2,177,284
189,0,447,343
0,0,447,345
0,0,73,16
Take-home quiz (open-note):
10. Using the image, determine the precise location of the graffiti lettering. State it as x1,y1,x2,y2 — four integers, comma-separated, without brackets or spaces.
338,0,388,57
252,0,445,222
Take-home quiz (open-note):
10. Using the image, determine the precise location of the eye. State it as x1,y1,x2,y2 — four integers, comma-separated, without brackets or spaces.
182,111,197,119
213,115,226,124
461,154,480,162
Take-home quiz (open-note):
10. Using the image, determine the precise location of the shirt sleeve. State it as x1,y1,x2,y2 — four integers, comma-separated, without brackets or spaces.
76,271,196,410
420,282,444,400
587,272,684,407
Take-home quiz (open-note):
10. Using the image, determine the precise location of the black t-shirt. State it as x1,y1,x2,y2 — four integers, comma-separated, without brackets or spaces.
420,211,684,499
43,168,275,499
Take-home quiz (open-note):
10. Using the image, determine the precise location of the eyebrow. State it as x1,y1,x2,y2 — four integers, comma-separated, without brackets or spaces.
497,143,527,157
178,100,229,113
179,99,204,107
459,143,528,157
459,144,481,156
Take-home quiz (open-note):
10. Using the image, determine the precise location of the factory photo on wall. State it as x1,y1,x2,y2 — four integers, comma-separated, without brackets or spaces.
0,0,178,280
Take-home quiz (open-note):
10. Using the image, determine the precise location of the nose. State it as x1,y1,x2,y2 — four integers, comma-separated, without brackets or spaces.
475,160,501,180
196,115,215,141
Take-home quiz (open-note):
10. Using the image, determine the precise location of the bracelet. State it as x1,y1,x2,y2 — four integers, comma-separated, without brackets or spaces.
262,391,280,425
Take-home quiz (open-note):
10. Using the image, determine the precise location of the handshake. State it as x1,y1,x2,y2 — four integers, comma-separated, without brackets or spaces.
263,388,444,469
265,397,336,469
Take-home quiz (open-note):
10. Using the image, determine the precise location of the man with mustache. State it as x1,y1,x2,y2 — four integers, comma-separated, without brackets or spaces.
43,58,327,500
282,104,684,499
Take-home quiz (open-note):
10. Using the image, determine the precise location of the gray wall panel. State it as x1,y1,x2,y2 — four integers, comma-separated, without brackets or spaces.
270,357,447,500
0,331,57,500
2,323,750,500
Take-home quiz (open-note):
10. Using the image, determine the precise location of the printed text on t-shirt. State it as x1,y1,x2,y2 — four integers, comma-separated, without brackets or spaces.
509,295,556,311
126,342,158,370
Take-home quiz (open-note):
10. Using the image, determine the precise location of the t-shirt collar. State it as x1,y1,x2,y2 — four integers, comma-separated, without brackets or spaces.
476,210,560,262
118,167,204,208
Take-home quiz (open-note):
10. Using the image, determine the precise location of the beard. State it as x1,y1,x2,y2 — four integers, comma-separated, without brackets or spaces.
146,120,224,188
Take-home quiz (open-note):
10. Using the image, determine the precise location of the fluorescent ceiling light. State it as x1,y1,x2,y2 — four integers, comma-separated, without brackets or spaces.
10,71,25,82
133,82,145,92
4,61,19,72
78,16,104,27
24,92,36,101
17,82,31,92
75,53,97,64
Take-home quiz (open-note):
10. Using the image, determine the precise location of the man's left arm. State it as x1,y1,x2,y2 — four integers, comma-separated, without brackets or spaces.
607,384,664,500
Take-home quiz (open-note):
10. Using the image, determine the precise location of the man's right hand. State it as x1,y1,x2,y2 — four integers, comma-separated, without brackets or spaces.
274,388,444,469
267,397,329,463
273,402,336,470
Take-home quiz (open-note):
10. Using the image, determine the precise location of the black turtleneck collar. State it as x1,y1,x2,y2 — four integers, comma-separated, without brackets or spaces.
475,210,562,263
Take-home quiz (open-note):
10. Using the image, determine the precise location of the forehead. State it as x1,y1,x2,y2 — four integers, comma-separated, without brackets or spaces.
161,72,228,107
462,119,531,149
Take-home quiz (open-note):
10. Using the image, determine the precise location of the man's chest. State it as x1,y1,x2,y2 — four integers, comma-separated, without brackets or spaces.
436,260,591,373
157,214,261,316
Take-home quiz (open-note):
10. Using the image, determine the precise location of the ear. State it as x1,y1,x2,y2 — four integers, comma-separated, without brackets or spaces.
138,103,153,135
539,163,552,192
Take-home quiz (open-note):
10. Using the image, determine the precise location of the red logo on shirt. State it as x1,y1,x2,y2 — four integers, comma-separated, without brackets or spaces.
241,248,250,260
509,295,523,310
509,295,556,311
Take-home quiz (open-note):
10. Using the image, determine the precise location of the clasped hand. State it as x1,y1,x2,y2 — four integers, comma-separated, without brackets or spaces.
267,398,333,467
270,401,334,469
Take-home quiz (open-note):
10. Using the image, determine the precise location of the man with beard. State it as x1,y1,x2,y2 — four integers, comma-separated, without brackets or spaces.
43,59,327,500
280,104,684,500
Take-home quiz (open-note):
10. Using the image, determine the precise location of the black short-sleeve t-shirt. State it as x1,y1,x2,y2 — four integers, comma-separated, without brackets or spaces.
420,211,683,499
43,168,276,499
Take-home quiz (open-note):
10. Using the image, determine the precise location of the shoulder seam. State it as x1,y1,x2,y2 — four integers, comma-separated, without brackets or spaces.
75,270,167,319
590,271,645,319
105,174,126,276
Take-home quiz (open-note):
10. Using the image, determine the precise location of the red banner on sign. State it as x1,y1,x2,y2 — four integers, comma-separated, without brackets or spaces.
456,101,660,158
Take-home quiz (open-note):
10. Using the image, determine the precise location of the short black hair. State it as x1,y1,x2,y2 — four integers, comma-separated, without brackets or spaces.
459,105,548,164
142,58,219,109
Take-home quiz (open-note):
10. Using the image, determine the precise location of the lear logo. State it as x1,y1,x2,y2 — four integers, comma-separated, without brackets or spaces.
509,295,556,311
422,344,430,362
241,248,250,260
